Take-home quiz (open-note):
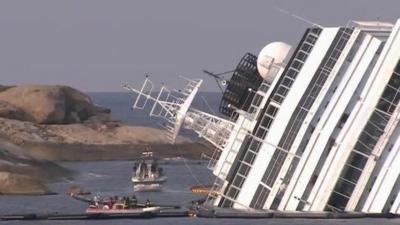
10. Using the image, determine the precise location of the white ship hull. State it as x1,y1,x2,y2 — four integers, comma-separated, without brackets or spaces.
132,176,167,191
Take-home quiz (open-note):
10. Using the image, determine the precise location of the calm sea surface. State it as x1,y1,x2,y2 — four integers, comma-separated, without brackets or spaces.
1,92,399,224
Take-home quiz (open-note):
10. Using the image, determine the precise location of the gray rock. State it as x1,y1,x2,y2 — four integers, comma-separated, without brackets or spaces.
0,85,111,124
0,85,13,93
0,100,25,120
0,85,66,124
65,111,81,123
0,172,50,195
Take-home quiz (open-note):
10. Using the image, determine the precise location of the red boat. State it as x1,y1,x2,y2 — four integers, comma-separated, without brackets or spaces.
71,193,177,214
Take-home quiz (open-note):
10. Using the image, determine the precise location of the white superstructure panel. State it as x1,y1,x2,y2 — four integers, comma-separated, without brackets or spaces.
363,123,400,213
283,33,382,210
307,19,400,211
234,28,340,208
262,28,355,209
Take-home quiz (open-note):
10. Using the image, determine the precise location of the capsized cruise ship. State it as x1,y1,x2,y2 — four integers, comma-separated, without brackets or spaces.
124,18,400,214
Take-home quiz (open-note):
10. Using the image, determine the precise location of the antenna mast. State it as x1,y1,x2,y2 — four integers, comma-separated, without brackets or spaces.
274,6,324,28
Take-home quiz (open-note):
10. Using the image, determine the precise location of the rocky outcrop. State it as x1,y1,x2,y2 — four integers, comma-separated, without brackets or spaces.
0,139,73,195
0,117,191,145
0,117,210,160
0,85,13,92
61,86,111,123
0,100,25,121
0,85,111,124
0,172,51,195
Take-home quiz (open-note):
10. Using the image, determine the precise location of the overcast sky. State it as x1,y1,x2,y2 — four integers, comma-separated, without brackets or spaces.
0,0,399,92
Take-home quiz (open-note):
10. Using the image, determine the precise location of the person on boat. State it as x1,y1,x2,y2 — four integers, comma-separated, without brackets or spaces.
113,196,117,203
158,167,163,176
126,197,132,209
131,194,138,207
151,161,157,173
93,195,99,207
142,161,148,178
122,197,128,209
106,197,114,209
145,199,151,207
138,159,148,178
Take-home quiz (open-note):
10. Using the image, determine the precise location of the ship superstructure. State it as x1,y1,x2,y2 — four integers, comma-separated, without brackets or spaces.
125,18,400,214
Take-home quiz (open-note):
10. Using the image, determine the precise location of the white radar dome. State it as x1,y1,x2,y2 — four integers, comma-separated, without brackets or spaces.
257,42,291,83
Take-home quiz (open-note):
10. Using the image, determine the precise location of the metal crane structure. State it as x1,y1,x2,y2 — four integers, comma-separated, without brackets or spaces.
123,76,235,158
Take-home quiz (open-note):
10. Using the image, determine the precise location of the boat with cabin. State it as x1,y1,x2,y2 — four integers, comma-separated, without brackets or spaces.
132,151,167,191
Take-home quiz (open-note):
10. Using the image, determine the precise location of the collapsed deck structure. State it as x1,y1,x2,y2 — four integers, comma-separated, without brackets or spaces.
125,18,400,214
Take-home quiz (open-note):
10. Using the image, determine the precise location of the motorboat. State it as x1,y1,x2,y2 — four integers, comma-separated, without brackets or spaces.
132,151,167,191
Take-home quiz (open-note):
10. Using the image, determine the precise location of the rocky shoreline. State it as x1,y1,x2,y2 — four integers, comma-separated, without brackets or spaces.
0,84,211,195
0,117,210,161
0,138,73,195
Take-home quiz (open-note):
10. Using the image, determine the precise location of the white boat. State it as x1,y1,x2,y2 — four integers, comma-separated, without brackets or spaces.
132,151,167,191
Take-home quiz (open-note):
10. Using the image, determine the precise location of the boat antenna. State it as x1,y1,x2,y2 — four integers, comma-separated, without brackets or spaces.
203,70,234,93
274,6,324,29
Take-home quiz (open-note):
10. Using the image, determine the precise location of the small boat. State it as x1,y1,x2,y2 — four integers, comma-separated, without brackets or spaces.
132,151,167,191
86,205,161,214
71,194,163,215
